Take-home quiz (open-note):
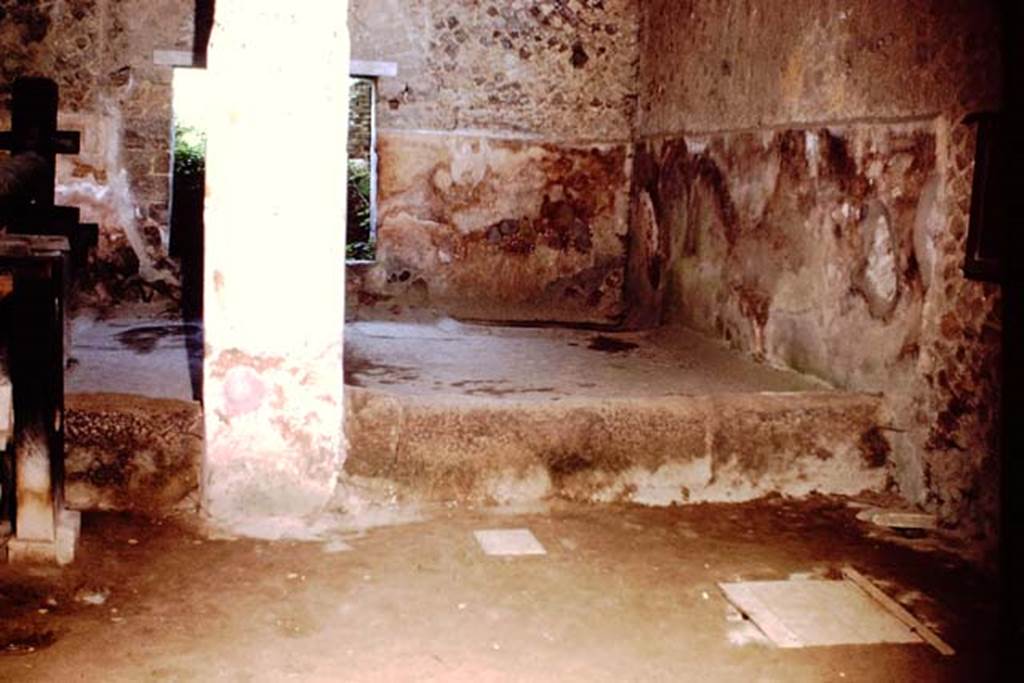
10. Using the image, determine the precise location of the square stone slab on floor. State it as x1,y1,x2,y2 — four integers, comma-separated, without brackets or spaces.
474,529,547,556
718,579,925,648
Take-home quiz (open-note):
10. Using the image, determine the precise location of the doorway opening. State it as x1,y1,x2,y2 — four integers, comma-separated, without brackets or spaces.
169,67,207,325
168,66,209,401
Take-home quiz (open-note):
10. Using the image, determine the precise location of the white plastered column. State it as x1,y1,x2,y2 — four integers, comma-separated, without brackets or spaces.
201,1,348,532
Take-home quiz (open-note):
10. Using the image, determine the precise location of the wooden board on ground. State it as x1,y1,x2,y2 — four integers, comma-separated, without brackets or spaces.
840,566,955,656
719,578,924,649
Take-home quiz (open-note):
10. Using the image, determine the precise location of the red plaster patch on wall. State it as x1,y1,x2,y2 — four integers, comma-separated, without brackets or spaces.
223,366,266,416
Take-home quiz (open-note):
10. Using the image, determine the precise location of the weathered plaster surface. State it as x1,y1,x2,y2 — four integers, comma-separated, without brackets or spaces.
631,126,1001,536
635,123,939,385
633,0,1003,539
638,0,1001,135
351,131,630,323
201,0,348,531
350,0,638,140
203,351,344,525
346,0,640,321
0,0,193,304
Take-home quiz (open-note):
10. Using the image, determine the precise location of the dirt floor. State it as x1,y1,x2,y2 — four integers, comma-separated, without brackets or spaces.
0,497,1000,682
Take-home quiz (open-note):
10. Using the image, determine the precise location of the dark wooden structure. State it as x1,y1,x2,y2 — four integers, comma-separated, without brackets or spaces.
0,235,70,550
0,77,97,269
0,78,91,563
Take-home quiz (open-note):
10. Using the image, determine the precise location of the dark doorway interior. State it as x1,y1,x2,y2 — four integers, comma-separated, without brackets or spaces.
169,69,206,401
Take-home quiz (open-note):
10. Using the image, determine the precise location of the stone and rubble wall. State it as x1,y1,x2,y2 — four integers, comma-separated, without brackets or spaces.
348,0,639,324
0,0,194,305
632,0,1003,540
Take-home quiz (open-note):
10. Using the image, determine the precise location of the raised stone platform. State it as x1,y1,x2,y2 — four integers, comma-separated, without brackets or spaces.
64,308,202,512
342,318,890,507
64,393,202,512
57,311,894,516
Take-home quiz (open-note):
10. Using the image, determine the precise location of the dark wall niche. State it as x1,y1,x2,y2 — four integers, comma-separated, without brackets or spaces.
963,113,1005,283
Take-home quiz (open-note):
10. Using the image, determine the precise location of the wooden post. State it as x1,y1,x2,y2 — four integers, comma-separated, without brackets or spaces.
201,2,349,532
2,235,78,565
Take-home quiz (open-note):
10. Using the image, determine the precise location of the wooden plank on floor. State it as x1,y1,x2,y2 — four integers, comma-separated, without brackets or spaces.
718,581,804,647
720,579,924,648
841,566,955,656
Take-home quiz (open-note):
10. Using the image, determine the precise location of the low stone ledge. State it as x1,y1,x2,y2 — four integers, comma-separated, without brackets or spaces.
343,386,888,507
64,392,202,513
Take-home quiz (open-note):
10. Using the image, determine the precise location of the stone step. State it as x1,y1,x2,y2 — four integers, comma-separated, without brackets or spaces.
342,386,889,507
64,393,202,512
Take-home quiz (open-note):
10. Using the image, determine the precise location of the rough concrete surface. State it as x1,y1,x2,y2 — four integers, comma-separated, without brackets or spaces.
60,312,892,518
0,499,1001,681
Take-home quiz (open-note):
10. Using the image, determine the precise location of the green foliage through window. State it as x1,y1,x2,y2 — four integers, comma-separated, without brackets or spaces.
174,122,206,178
346,158,374,260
